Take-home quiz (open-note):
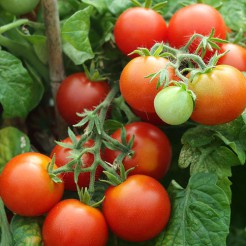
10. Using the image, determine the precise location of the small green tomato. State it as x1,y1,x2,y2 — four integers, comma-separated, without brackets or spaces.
0,0,39,16
154,86,194,125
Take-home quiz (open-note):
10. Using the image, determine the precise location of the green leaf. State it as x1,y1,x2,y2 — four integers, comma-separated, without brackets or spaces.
215,132,245,164
181,126,214,147
103,119,123,135
239,125,246,150
0,50,44,118
10,215,44,246
58,0,81,19
105,0,133,15
82,0,107,14
22,34,48,64
159,173,230,246
0,198,13,246
220,0,246,32
0,127,30,173
61,7,94,65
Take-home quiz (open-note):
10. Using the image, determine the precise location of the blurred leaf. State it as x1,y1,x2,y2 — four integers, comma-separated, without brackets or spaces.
0,198,13,246
220,0,246,32
0,127,30,173
10,215,44,246
0,50,44,118
227,227,246,246
21,34,48,64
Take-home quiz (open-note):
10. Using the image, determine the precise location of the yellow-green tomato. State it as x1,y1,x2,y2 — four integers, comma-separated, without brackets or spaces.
0,0,39,16
154,86,194,125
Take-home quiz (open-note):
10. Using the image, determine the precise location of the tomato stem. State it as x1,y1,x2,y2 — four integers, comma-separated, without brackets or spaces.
0,19,29,34
51,84,134,197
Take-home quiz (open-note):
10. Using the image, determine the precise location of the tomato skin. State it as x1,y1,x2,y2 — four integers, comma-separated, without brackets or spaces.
0,152,64,216
120,56,175,113
167,4,227,60
103,175,171,242
114,7,167,56
104,122,172,180
188,65,246,125
0,0,40,15
218,43,246,71
42,199,108,246
131,107,164,125
154,86,194,125
50,137,103,191
56,73,110,125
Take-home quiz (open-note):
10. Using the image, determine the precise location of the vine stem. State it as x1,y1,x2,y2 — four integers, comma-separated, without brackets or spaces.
0,19,29,34
41,0,67,138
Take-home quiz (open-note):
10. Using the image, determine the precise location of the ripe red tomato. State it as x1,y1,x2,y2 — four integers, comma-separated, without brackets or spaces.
56,72,110,125
104,122,172,180
131,107,164,125
114,7,168,56
102,175,171,242
42,199,108,246
120,56,176,114
0,152,64,216
217,43,246,71
167,4,227,60
188,65,246,125
50,137,103,191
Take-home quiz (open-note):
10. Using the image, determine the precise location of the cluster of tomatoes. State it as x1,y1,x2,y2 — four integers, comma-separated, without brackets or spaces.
0,125,172,245
1,1,246,246
115,3,246,126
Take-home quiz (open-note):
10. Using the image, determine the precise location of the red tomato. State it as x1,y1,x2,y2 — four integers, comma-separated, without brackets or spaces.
167,4,227,61
56,72,110,125
50,137,103,191
119,56,176,114
0,152,64,216
217,43,246,71
188,65,246,125
114,7,168,56
102,175,171,242
104,122,172,180
42,199,108,246
132,107,164,125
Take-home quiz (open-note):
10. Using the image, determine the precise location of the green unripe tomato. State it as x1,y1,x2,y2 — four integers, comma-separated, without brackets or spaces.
154,86,194,125
0,0,39,16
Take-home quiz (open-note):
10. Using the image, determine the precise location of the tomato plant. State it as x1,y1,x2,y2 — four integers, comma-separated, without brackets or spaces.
119,55,176,114
154,85,194,125
188,65,246,125
42,199,108,246
56,72,110,125
167,3,227,60
102,175,171,242
218,43,246,71
0,152,64,216
1,0,246,245
0,0,40,16
114,7,168,57
50,137,103,191
104,122,172,180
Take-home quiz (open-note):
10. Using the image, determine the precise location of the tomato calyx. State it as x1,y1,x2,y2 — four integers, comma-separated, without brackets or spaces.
83,61,109,82
76,187,105,208
47,156,63,184
101,163,135,186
